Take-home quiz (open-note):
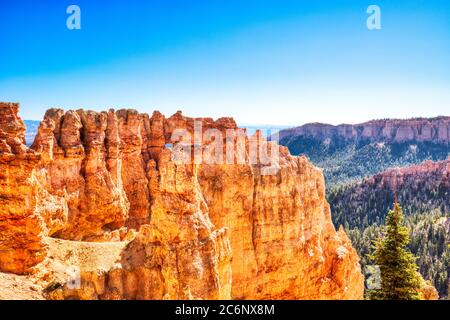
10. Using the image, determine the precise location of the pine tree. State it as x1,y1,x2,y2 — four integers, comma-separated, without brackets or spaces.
368,202,422,300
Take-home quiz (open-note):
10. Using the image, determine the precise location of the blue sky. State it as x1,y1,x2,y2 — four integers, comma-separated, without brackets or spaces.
0,0,449,125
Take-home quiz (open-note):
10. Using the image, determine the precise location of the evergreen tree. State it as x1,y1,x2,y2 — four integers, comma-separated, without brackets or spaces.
368,202,422,300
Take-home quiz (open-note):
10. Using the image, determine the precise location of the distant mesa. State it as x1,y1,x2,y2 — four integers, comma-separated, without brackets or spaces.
278,117,450,145
277,117,450,188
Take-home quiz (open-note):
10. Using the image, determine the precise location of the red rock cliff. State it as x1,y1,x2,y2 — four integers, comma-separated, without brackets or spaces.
0,103,47,273
0,102,364,300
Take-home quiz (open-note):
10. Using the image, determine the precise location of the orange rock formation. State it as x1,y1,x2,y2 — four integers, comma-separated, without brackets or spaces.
0,102,364,300
0,103,47,274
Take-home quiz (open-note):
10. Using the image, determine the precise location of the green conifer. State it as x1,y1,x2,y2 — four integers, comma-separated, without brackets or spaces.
368,202,422,299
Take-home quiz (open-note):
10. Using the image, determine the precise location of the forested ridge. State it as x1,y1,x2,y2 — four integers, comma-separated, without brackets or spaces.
279,135,449,188
279,127,450,298
348,210,450,298
328,159,450,230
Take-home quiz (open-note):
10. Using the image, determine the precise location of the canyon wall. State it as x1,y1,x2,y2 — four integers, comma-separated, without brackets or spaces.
279,117,450,144
0,103,47,274
0,102,364,300
368,159,450,189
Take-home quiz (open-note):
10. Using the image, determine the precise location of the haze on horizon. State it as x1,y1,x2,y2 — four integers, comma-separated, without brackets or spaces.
0,0,449,126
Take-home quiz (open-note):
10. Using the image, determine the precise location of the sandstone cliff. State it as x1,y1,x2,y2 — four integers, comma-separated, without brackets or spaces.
368,159,450,189
279,117,450,144
0,103,47,274
0,102,364,300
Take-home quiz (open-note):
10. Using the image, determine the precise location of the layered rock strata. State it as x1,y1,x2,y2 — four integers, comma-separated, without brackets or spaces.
278,117,450,144
0,103,46,274
0,102,364,300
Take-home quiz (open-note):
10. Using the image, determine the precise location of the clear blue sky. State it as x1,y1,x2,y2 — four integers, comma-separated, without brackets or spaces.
0,0,449,125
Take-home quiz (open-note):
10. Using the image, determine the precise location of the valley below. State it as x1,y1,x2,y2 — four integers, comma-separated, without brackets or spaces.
278,118,450,298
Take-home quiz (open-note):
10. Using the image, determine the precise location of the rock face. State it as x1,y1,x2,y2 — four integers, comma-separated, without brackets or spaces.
31,109,131,240
0,103,46,274
368,159,450,190
0,102,364,300
279,117,450,144
199,156,362,299
419,278,439,300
